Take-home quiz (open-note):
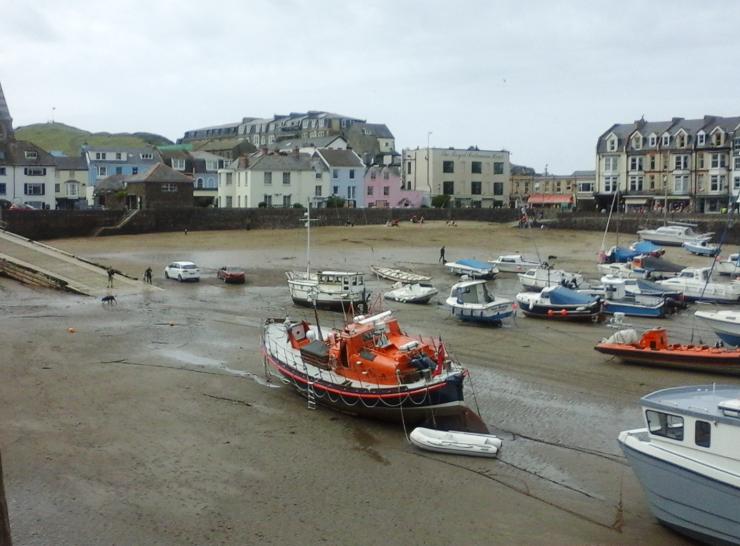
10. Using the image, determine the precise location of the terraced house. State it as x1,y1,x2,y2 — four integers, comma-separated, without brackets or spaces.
83,145,162,204
596,115,740,213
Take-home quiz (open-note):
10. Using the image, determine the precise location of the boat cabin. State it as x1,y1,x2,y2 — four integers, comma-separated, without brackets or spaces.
677,268,711,282
450,280,495,305
317,271,364,289
640,385,740,461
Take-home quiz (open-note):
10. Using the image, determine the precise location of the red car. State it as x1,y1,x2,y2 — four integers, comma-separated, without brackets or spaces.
217,266,246,284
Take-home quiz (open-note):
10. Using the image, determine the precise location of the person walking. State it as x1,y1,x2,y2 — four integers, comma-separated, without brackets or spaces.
107,267,115,288
144,267,152,284
439,246,446,263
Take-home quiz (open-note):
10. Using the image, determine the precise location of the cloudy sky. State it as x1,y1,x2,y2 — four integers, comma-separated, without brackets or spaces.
1,0,739,172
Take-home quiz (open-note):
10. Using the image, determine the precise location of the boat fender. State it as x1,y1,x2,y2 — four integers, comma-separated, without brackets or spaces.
560,309,568,316
547,310,554,317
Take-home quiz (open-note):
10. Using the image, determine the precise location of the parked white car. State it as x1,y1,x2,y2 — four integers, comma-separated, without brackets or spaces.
164,261,200,282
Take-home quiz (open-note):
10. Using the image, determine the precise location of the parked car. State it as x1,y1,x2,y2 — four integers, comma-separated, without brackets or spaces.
164,261,200,282
217,266,246,284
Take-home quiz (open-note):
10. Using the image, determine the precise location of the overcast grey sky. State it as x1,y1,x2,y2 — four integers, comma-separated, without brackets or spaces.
1,0,739,172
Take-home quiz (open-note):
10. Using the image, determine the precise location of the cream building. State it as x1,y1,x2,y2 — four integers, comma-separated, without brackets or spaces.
53,155,88,209
217,151,329,208
402,146,511,207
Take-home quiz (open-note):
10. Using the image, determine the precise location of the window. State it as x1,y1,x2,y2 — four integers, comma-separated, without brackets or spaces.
443,181,454,195
333,185,338,194
493,182,504,195
471,161,482,174
25,150,38,160
649,155,656,170
699,154,705,169
115,167,123,175
347,186,355,199
383,170,389,180
140,153,154,160
315,185,322,197
226,196,233,207
629,175,643,192
0,167,5,176
383,186,389,196
674,175,689,193
697,132,706,146
367,186,374,196
629,156,643,172
494,162,504,175
713,131,723,146
225,173,233,185
172,158,185,170
632,135,642,149
95,152,107,160
711,154,726,169
407,162,411,175
54,183,60,193
604,156,618,171
282,172,291,185
370,170,377,180
695,420,711,448
25,167,47,176
24,183,45,195
132,167,138,175
649,134,657,147
604,175,618,192
115,152,123,160
283,195,291,207
349,169,355,179
264,172,272,185
674,155,689,170
676,133,686,148
735,156,740,170
471,181,482,195
607,138,617,152
735,177,740,191
578,182,593,193
263,195,272,207
649,175,655,190
646,410,684,441
0,183,6,194
442,161,454,173
161,183,177,192
710,175,726,192
662,134,670,147
332,169,339,179
196,177,204,189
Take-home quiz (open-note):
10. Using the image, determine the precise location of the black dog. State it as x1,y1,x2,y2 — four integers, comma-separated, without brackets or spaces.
101,295,117,305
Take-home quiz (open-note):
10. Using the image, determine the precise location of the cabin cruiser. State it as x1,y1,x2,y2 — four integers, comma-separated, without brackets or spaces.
445,279,514,324
619,385,740,544
596,261,649,279
636,224,713,246
695,310,740,346
682,239,720,257
599,276,686,312
286,270,369,310
518,264,584,291
383,282,438,304
515,286,602,321
445,259,498,279
488,254,542,273
658,267,740,303
630,255,683,280
589,276,666,318
717,253,740,276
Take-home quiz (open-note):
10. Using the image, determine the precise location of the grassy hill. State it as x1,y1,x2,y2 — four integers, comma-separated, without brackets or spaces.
14,122,173,157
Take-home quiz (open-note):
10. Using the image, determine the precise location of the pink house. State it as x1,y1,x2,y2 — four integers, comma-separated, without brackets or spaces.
364,165,428,208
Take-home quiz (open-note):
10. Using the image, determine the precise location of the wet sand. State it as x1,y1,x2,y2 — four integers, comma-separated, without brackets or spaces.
1,220,730,545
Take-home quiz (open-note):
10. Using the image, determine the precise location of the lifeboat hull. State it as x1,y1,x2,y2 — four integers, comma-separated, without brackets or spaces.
595,344,740,374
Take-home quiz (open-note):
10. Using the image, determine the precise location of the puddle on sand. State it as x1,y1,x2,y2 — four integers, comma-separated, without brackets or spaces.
158,349,276,387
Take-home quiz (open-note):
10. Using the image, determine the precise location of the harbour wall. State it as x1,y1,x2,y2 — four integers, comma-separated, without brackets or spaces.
0,207,520,240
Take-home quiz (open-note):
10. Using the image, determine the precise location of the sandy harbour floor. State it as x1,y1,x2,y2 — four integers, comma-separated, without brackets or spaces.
2,220,731,545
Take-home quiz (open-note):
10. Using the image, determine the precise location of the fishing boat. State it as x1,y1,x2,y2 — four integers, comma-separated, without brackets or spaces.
636,223,714,246
515,286,602,321
488,254,541,273
370,265,431,283
286,203,369,311
618,385,740,544
658,267,740,303
445,279,514,324
716,253,740,276
682,239,720,257
445,259,498,279
596,277,667,318
595,328,740,372
518,264,584,291
262,310,471,424
409,427,502,458
383,282,438,304
630,240,665,257
695,310,740,346
611,276,687,312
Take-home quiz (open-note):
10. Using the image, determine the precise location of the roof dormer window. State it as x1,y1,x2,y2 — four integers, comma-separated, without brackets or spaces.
24,150,38,160
632,135,642,150
607,137,617,152
712,130,723,146
697,132,706,146
662,133,670,147
676,131,686,148
649,134,657,147
140,153,154,160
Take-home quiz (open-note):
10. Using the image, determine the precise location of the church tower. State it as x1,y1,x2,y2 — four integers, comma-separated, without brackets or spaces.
0,81,14,141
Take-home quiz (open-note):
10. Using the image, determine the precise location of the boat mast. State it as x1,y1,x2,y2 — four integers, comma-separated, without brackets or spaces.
303,199,315,277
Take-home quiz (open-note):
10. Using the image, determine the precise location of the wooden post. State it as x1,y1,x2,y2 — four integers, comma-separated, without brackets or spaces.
0,450,11,546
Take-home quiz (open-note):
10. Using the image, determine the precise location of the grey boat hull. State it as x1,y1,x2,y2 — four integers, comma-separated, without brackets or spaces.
620,437,740,545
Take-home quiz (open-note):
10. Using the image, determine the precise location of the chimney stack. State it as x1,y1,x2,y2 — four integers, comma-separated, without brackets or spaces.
238,155,249,169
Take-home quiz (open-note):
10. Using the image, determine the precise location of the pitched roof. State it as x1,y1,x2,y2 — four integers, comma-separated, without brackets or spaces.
0,81,12,139
248,152,319,171
0,140,56,166
95,174,126,193
54,155,88,170
316,149,364,168
125,163,193,183
350,123,394,139
270,135,346,151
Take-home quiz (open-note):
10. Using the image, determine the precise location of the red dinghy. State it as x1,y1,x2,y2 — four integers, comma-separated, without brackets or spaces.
595,328,740,373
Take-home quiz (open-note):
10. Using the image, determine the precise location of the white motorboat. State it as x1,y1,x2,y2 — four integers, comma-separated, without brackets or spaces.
409,427,502,458
445,279,514,324
596,262,649,279
717,253,740,276
370,265,431,283
695,310,740,346
445,259,498,279
636,223,713,246
383,282,438,304
619,385,740,545
488,254,542,273
682,239,720,257
658,267,740,303
518,265,584,291
286,202,369,310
